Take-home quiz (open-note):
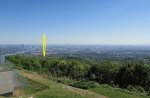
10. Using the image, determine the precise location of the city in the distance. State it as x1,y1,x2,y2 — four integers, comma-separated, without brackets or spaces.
0,0,150,98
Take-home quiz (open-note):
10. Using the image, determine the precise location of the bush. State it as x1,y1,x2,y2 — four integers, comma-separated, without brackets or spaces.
127,85,146,93
127,85,137,92
147,87,150,95
72,81,98,89
135,86,146,93
7,55,150,95
57,77,75,85
110,84,119,88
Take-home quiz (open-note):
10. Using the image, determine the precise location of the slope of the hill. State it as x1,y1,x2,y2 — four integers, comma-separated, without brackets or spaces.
19,70,107,98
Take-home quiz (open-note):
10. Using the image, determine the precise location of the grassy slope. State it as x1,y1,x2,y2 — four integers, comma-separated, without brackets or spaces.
4,70,148,98
22,79,49,95
19,70,106,98
90,85,150,98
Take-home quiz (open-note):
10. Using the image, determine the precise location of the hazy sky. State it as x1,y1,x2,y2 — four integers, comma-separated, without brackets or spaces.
0,0,150,45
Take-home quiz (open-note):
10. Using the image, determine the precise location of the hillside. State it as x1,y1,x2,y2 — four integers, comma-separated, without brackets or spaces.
19,70,106,98
4,55,150,98
15,70,150,98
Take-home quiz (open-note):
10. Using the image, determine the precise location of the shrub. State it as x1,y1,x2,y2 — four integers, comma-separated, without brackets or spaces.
135,86,146,93
127,85,137,92
71,81,98,89
127,85,146,93
57,77,74,85
148,87,150,95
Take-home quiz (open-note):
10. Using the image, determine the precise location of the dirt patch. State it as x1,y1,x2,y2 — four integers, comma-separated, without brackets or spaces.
63,85,108,98
13,88,24,97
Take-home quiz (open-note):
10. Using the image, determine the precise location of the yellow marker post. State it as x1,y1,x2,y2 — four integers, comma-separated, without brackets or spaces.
42,34,46,57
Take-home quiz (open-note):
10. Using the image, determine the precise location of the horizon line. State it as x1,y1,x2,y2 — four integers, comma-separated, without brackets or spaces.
1,43,150,46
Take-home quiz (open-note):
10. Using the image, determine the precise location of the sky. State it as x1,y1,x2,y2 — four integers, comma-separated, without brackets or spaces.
0,0,150,45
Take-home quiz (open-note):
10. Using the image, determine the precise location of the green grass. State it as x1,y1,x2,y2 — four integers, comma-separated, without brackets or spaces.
19,70,89,98
12,74,86,98
33,88,85,98
23,79,49,95
90,84,150,98
18,70,150,98
23,79,84,98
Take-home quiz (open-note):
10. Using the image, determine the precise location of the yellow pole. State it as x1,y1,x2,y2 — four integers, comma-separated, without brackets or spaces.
42,33,46,57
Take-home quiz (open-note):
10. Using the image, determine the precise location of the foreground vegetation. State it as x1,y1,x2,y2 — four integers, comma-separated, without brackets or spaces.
91,85,150,98
13,79,49,97
6,55,150,97
19,70,150,98
19,70,104,98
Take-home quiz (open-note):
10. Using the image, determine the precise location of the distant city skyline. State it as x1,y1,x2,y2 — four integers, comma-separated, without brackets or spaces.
0,0,150,45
